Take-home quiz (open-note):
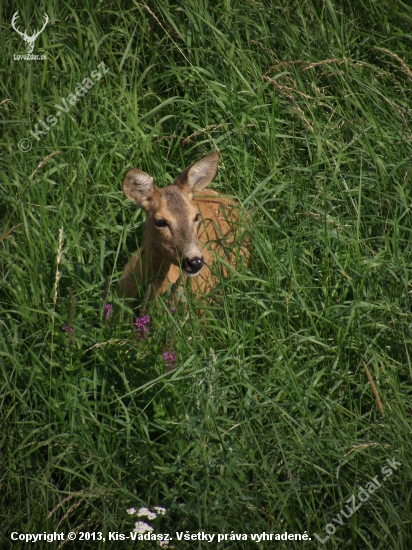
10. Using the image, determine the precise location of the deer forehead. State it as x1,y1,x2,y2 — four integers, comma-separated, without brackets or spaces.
152,187,197,223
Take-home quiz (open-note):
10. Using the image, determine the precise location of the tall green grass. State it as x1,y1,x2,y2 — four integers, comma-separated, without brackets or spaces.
1,0,412,548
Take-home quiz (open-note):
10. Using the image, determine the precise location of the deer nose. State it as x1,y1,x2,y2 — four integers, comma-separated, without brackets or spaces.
182,256,204,275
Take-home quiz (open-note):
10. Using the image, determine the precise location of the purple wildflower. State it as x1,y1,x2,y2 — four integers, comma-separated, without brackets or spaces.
135,315,150,338
135,315,149,329
62,325,73,333
162,351,177,371
104,303,112,319
164,300,176,314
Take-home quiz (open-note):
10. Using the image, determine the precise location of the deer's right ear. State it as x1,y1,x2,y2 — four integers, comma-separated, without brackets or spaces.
122,168,154,207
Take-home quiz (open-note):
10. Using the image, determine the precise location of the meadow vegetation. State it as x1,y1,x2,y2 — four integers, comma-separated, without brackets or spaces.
1,0,412,547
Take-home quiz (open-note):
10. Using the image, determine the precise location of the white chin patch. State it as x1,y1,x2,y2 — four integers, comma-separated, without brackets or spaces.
183,269,199,277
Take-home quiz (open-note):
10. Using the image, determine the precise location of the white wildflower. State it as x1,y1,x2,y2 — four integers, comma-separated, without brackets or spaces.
153,506,166,515
134,521,154,534
126,507,136,515
137,507,157,519
157,540,169,547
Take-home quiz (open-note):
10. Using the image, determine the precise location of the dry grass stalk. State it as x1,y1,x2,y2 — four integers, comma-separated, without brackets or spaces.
362,361,384,416
376,47,412,81
265,58,351,73
262,75,311,100
343,442,380,457
29,150,62,180
261,75,314,132
0,224,22,243
86,339,129,351
183,123,231,144
53,228,64,309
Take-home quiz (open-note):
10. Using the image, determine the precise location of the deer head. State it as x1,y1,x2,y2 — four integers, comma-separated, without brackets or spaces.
122,151,220,277
11,11,49,54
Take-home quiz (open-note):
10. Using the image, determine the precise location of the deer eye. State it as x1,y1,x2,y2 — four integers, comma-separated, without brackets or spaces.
194,213,200,222
155,218,168,228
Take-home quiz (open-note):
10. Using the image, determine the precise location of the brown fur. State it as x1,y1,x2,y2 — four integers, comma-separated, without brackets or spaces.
118,151,248,300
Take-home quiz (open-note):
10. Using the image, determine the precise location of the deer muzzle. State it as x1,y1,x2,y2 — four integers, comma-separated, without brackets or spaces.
182,256,204,276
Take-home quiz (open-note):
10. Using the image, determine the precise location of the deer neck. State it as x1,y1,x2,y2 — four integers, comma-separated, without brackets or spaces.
140,231,172,288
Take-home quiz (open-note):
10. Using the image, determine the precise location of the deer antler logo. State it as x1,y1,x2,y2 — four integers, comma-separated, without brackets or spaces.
11,11,49,54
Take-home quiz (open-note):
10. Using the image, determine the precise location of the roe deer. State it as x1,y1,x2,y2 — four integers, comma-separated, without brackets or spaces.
118,151,247,301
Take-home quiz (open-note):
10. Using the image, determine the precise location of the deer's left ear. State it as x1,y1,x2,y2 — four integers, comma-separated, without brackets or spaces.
174,151,219,195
